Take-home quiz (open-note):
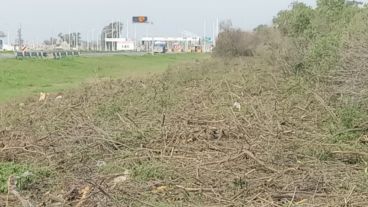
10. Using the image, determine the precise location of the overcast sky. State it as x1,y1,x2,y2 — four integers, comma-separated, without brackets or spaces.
0,0,321,43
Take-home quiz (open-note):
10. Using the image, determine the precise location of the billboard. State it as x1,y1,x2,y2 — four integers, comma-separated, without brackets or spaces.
133,16,148,23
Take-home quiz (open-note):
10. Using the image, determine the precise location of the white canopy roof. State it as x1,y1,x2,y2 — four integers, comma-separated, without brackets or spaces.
141,37,200,42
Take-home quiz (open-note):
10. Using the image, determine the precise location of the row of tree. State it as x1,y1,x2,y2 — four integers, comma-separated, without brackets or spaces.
271,0,368,74
44,32,81,48
214,0,368,75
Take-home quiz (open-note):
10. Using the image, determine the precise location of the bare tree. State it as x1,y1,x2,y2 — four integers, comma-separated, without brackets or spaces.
219,20,233,32
43,37,57,46
56,32,82,48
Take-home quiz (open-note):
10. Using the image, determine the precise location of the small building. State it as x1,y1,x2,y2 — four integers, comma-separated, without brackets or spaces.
0,38,13,51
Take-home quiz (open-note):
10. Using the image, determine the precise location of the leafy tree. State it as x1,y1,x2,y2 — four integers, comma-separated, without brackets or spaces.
272,0,368,74
253,24,269,32
273,2,314,38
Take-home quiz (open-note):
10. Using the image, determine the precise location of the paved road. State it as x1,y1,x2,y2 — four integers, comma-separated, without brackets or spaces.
0,53,14,59
80,51,147,57
0,51,147,59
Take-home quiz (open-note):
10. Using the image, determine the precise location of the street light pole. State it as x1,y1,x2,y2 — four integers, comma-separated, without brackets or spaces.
126,18,129,39
150,22,154,55
203,20,206,53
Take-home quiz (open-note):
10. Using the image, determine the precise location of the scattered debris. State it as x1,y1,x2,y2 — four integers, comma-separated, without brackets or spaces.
38,92,47,101
75,186,92,207
96,160,106,167
55,95,63,100
152,185,169,194
233,102,241,111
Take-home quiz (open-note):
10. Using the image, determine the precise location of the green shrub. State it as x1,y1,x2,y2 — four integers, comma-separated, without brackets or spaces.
306,33,342,73
270,1,368,77
331,105,368,142
273,2,315,38
0,162,52,193
214,26,259,57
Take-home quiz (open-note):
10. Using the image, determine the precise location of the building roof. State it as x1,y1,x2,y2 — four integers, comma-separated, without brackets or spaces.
141,37,200,42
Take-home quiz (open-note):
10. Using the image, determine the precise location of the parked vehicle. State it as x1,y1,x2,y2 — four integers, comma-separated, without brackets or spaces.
153,41,167,53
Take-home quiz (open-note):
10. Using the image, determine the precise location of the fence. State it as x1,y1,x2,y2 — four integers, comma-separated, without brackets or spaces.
16,51,80,59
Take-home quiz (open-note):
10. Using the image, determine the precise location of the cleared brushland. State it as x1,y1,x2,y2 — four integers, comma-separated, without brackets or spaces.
1,54,368,206
2,1,368,206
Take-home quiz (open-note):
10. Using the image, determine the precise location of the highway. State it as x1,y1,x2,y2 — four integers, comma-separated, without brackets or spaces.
0,53,14,59
0,51,147,59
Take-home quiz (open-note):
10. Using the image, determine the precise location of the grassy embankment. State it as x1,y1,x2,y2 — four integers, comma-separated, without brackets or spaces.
0,53,205,102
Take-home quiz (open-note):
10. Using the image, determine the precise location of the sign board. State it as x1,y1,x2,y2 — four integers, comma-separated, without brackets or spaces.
117,41,135,51
133,16,148,23
204,36,213,43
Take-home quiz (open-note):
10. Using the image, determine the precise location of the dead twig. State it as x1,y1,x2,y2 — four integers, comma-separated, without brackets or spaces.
331,151,368,157
85,181,112,201
75,186,92,207
204,150,279,173
116,113,146,138
175,185,213,192
333,128,368,137
1,147,46,156
7,176,34,207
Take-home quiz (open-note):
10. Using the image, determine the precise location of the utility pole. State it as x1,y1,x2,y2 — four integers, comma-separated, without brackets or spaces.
111,20,114,51
69,28,71,49
96,32,99,51
203,20,206,53
216,17,219,45
126,18,129,39
91,29,94,51
51,29,54,49
105,32,107,51
134,24,137,41
212,21,215,48
75,33,77,49
17,25,23,50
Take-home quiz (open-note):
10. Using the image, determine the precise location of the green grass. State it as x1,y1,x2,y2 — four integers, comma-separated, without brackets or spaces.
326,104,368,143
0,162,52,193
132,161,169,181
0,53,205,102
0,51,14,54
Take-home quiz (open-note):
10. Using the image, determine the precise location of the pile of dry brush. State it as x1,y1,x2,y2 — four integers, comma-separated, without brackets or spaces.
1,50,368,206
